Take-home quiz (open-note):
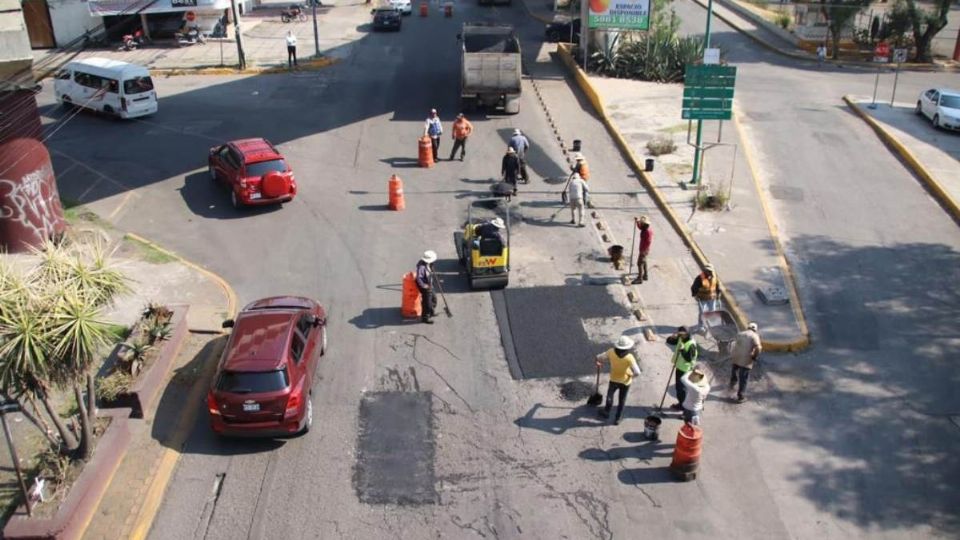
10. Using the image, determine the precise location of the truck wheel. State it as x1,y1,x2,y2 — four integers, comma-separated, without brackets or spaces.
504,97,520,114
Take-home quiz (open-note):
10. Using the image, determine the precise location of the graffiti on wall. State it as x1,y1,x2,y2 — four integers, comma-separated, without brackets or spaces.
0,162,65,243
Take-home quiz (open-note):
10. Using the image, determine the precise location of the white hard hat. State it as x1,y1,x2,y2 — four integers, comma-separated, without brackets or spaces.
615,335,635,350
513,128,522,135
491,218,505,229
506,147,516,154
421,250,437,263
748,322,758,331
574,153,585,161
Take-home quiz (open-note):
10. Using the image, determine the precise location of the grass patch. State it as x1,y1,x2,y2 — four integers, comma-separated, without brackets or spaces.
61,198,110,228
658,123,690,134
105,323,131,344
664,163,694,177
124,235,177,265
646,136,678,156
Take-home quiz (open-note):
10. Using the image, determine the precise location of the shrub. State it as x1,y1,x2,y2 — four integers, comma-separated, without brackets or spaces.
589,33,705,83
646,137,677,156
96,372,132,402
695,187,729,211
774,11,791,30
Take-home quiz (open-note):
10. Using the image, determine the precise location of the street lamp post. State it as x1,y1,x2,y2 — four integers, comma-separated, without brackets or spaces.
230,0,246,70
313,2,320,57
690,0,714,186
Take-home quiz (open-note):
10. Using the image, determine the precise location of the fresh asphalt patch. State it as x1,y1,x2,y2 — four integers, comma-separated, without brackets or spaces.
354,391,438,505
493,285,630,379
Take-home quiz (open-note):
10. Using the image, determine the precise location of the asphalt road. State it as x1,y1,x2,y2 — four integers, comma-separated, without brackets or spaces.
34,1,960,538
676,1,960,536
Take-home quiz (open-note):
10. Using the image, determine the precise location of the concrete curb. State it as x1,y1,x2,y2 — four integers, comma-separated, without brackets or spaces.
688,0,957,73
152,56,338,77
555,43,810,351
128,337,226,540
34,55,338,82
843,96,960,224
123,233,238,322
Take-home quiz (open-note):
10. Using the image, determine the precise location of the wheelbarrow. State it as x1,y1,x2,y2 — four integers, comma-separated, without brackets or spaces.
702,310,740,359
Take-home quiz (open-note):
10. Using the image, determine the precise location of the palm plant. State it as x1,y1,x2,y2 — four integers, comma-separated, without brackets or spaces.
0,295,80,452
49,293,110,460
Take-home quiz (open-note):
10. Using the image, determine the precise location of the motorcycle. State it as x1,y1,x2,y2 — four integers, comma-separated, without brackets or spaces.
175,26,206,47
281,4,308,22
120,29,145,51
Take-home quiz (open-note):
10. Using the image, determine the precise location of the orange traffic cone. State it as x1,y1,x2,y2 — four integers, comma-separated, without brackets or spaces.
418,136,434,168
388,174,405,211
419,1,428,16
401,272,422,319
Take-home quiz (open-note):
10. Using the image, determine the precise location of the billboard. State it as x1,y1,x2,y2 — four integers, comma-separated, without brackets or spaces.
588,0,651,31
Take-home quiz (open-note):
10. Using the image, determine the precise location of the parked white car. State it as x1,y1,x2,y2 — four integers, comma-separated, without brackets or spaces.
916,88,960,131
388,0,412,15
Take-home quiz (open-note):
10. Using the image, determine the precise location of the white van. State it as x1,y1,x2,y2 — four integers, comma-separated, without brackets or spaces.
53,58,158,119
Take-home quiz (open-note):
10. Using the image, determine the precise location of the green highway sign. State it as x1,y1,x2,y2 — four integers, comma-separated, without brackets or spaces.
682,64,737,121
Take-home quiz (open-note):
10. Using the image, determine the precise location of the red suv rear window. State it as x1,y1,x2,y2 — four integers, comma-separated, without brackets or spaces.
217,369,289,393
245,159,287,177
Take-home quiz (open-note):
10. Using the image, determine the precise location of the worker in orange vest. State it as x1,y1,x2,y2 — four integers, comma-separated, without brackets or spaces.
690,264,720,331
571,153,591,206
449,113,473,162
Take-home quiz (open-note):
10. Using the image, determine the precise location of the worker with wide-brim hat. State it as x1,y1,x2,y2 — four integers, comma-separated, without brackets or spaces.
594,335,641,425
415,250,438,324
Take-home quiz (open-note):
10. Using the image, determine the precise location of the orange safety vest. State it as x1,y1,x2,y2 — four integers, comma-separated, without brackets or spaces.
697,272,718,300
576,160,590,180
452,119,473,140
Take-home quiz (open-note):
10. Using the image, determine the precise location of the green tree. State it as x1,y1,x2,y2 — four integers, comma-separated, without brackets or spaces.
903,0,953,62
820,0,871,59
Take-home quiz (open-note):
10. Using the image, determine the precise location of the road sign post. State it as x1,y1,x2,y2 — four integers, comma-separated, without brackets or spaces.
869,42,890,110
684,63,735,187
689,0,715,186
890,48,907,106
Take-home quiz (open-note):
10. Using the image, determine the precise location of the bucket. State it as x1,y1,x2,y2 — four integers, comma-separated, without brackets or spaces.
608,245,624,269
643,415,662,440
572,139,582,152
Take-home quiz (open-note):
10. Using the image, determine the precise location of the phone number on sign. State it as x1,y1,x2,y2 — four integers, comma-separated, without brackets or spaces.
592,15,649,24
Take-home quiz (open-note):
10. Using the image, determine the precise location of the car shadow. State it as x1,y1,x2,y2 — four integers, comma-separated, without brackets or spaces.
180,171,284,220
152,336,288,456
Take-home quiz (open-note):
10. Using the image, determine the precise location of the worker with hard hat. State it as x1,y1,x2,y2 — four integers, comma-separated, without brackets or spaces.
690,263,720,331
571,153,590,180
475,217,505,244
415,250,438,324
423,108,443,162
508,128,530,182
730,322,762,403
501,147,522,194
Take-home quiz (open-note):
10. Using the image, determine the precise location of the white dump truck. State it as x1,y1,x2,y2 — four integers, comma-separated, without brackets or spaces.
459,23,522,114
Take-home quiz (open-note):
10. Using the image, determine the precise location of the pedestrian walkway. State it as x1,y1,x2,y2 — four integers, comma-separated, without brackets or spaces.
31,1,371,76
844,97,960,222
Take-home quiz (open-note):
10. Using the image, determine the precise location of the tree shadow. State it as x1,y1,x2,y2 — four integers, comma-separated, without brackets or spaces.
152,336,286,456
752,235,960,532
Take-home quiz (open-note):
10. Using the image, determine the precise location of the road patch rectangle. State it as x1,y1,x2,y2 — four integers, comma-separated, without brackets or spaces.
355,391,437,505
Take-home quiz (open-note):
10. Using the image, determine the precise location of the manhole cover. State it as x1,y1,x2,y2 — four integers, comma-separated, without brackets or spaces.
756,286,790,305
355,392,437,505
559,380,595,401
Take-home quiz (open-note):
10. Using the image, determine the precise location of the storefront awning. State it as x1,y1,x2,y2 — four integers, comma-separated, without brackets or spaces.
88,0,231,17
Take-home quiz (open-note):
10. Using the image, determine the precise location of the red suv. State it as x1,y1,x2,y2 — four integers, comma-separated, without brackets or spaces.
208,138,297,209
208,296,327,437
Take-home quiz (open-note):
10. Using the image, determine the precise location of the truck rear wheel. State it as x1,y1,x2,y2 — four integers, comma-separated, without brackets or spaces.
504,96,520,114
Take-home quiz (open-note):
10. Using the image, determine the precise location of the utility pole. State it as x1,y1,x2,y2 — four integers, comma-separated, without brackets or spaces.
313,2,320,57
690,0,714,186
580,0,588,71
230,0,246,70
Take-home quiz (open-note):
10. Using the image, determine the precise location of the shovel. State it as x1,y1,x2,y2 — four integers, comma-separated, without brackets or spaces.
433,274,452,318
587,365,603,406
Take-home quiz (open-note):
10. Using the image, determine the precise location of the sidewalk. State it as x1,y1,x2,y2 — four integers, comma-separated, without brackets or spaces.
31,1,371,76
844,97,960,222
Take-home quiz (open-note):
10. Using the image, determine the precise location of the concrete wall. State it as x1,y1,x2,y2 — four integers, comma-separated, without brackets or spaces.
0,0,32,64
48,0,103,47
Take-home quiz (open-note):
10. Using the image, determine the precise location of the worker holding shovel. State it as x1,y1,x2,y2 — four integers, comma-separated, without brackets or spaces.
593,336,641,426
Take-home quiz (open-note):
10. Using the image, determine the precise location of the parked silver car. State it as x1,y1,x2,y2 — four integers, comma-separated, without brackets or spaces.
916,88,960,131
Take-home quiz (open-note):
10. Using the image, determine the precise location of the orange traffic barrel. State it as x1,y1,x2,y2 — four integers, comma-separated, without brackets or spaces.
670,423,703,481
388,174,405,210
419,1,427,16
444,2,452,16
418,136,434,168
401,272,422,318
